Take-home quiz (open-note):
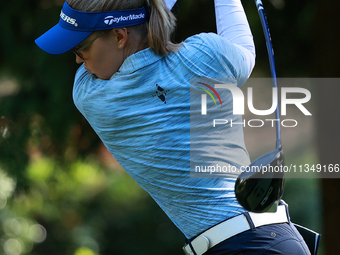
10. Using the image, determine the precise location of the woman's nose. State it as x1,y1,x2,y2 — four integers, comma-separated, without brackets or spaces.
75,54,84,64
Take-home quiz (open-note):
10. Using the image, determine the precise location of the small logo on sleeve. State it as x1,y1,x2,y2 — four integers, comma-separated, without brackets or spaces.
152,84,169,104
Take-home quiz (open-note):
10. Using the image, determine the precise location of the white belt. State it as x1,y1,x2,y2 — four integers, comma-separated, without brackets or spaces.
183,205,289,255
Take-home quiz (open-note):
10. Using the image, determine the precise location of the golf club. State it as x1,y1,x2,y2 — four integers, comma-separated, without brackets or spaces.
234,0,285,213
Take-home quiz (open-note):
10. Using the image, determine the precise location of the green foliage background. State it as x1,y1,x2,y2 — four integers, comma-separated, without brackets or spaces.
0,0,322,254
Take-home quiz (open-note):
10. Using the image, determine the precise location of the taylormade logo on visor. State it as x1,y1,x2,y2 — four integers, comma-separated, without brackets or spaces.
104,13,145,25
60,11,78,27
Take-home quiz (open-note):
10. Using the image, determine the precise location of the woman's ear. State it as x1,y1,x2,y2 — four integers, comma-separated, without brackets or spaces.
113,28,129,49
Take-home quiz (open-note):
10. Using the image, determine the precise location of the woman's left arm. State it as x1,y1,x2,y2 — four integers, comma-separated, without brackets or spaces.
214,0,256,76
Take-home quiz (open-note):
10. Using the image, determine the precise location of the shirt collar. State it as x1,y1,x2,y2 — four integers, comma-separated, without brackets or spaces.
117,47,165,75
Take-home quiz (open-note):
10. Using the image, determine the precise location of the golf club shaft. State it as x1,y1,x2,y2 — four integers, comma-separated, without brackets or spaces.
254,0,282,149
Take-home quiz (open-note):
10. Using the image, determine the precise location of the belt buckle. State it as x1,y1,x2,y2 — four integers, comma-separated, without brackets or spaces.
183,235,210,255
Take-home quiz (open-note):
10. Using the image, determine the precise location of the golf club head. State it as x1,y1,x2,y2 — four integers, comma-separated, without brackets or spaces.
235,147,285,213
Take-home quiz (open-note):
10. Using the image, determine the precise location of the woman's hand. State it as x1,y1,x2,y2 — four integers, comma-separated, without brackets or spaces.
164,0,177,10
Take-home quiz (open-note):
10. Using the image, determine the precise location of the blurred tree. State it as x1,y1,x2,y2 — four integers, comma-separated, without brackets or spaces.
0,158,184,255
0,0,101,189
313,0,340,254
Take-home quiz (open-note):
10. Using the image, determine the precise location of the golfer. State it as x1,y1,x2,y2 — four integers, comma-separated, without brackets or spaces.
36,0,310,254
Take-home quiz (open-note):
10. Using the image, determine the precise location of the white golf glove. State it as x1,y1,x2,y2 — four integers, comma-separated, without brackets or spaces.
165,0,177,10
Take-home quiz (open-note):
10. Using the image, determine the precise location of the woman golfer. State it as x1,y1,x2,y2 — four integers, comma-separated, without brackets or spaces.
36,0,310,254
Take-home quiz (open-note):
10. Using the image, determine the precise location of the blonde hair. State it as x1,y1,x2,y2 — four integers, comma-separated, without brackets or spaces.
67,0,181,55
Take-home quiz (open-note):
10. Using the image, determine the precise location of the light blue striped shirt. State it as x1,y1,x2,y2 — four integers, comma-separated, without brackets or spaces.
73,33,251,239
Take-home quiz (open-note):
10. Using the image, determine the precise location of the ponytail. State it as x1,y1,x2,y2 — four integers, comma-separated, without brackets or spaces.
147,0,181,55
